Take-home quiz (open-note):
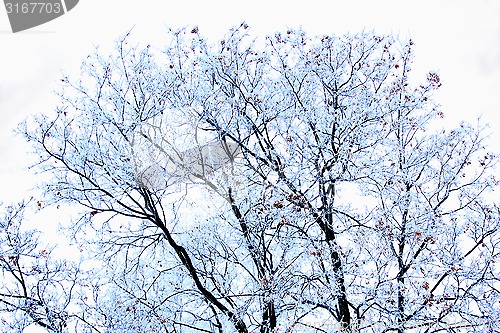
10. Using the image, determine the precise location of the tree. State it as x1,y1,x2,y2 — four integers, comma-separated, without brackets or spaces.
19,24,499,332
0,200,79,333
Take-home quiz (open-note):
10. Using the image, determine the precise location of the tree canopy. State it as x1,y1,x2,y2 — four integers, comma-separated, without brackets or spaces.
4,24,499,332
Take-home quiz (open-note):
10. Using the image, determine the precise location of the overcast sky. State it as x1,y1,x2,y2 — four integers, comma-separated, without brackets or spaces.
0,1,499,331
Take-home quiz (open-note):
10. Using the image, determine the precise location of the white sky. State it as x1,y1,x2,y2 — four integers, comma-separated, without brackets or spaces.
0,1,499,330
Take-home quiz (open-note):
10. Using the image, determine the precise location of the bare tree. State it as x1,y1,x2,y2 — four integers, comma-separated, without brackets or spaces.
19,25,499,332
0,200,79,333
